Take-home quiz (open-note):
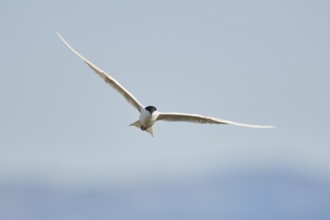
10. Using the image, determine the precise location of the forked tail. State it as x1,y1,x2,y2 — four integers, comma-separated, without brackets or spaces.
130,120,154,136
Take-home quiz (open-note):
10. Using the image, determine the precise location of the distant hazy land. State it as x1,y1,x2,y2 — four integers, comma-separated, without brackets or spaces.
1,169,329,220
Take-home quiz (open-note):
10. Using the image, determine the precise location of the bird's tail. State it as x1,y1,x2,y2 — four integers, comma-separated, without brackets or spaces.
130,120,153,137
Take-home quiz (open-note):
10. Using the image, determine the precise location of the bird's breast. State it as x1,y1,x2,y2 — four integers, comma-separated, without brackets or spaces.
139,109,158,127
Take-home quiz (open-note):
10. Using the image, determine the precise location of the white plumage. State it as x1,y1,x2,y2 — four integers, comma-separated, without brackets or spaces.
57,31,275,136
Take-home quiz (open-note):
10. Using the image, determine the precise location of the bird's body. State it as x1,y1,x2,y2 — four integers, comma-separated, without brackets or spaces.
139,106,158,129
56,31,274,136
130,106,159,136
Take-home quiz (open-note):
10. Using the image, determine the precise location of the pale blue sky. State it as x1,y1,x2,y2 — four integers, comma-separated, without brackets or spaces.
1,0,330,188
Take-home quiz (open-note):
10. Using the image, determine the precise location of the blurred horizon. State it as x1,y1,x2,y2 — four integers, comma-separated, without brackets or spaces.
1,156,330,189
1,165,330,220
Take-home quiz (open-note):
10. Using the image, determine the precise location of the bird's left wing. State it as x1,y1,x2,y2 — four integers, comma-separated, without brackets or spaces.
56,31,144,112
156,112,275,128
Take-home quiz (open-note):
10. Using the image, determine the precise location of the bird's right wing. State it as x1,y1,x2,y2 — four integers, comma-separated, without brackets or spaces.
56,31,144,112
156,112,275,128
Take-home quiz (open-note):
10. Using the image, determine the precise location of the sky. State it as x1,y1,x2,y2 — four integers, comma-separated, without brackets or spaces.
1,0,330,219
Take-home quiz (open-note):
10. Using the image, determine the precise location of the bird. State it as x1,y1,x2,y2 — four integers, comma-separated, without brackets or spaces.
56,31,275,136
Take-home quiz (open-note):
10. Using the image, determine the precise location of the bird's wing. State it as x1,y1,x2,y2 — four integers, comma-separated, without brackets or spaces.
156,112,275,128
56,31,144,112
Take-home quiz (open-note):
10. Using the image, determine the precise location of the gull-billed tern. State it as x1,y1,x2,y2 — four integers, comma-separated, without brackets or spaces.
57,31,274,136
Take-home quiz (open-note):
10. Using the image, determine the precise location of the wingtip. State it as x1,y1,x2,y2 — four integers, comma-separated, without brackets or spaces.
262,125,276,129
238,124,276,129
55,28,60,35
55,29,64,40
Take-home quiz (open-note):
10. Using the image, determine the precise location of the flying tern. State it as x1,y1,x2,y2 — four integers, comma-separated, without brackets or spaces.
56,31,274,136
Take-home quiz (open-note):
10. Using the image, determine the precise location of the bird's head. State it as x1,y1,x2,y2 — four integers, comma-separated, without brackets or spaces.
145,106,157,114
